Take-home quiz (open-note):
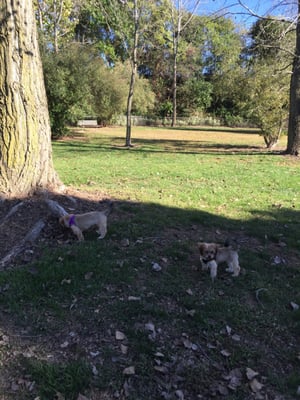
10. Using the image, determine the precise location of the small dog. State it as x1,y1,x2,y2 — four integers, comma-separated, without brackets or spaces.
198,241,240,280
59,203,113,241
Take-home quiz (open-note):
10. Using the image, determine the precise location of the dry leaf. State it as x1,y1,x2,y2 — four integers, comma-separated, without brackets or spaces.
183,338,193,349
152,262,162,271
121,344,128,354
145,322,155,332
290,301,299,310
128,296,141,301
175,389,184,399
92,365,98,376
115,330,126,340
84,272,93,280
226,325,232,335
186,309,196,317
77,394,90,400
224,368,242,390
246,367,259,381
123,366,135,375
154,365,169,374
220,349,231,357
249,378,263,393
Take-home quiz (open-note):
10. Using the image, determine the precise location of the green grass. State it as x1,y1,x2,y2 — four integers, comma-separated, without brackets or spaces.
0,126,299,399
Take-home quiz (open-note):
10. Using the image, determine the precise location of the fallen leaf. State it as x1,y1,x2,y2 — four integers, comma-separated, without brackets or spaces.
226,325,232,335
92,365,98,376
175,389,184,399
123,366,135,375
290,301,299,310
186,309,196,317
183,338,193,349
145,322,155,332
249,378,263,393
61,279,71,285
121,344,128,354
90,351,100,358
231,334,241,342
152,262,162,272
128,296,141,301
154,365,169,374
217,384,229,396
121,238,130,247
115,331,126,340
220,349,231,357
246,367,259,381
77,393,90,400
224,368,242,390
84,272,93,280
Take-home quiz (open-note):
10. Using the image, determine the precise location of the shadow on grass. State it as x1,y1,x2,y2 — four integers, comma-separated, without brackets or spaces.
169,126,261,135
54,137,276,157
0,192,299,399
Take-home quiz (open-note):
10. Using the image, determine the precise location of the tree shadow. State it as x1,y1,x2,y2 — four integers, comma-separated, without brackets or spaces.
0,191,299,399
54,137,277,156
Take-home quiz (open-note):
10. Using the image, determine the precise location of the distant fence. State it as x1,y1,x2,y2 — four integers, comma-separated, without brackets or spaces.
77,115,255,128
112,115,222,127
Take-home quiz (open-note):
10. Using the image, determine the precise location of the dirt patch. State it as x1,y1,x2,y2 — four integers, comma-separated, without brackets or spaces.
0,190,113,268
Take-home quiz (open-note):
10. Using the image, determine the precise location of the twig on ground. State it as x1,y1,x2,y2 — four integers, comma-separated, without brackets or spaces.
255,288,268,307
0,220,45,269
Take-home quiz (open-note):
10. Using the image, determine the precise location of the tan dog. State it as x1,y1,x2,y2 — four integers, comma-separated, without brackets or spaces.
59,203,113,241
198,242,240,280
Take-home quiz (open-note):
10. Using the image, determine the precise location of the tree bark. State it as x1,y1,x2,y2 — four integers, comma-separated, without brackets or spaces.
0,0,61,197
125,0,138,147
287,0,300,155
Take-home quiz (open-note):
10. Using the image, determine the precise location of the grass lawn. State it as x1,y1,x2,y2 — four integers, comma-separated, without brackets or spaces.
0,126,299,400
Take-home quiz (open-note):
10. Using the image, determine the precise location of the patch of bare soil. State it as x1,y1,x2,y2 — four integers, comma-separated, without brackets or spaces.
0,189,112,269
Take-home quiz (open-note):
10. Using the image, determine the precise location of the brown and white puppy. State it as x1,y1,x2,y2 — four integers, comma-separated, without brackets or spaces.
59,203,113,241
198,242,240,280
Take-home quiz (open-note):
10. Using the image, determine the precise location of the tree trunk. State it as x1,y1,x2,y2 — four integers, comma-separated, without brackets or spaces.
287,0,300,156
125,0,138,147
0,0,60,197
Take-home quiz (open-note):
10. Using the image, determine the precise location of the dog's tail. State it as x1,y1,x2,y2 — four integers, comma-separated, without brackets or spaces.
102,201,114,216
224,238,240,251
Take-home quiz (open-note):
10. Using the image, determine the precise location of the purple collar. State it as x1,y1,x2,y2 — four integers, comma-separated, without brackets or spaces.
69,214,76,227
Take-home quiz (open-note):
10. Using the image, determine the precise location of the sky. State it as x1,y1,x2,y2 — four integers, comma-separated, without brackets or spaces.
196,0,297,27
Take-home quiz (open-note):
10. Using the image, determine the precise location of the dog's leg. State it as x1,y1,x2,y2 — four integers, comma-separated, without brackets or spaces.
232,262,240,277
226,262,234,273
201,260,209,271
96,222,107,239
226,259,240,277
209,260,218,281
71,225,84,241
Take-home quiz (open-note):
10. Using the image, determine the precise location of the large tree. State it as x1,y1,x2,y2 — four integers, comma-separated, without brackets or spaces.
287,0,300,155
0,0,60,197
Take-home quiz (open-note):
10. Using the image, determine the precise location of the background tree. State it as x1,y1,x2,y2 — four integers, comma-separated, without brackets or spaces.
35,0,80,52
167,0,201,126
0,0,60,197
242,18,292,147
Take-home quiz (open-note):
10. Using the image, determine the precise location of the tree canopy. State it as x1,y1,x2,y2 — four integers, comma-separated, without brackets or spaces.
33,0,300,153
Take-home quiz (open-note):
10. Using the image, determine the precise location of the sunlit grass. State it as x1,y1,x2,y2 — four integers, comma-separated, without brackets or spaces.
53,126,297,223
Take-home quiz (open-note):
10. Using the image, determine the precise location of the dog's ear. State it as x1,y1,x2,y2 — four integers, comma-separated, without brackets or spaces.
59,215,67,226
212,244,219,255
198,242,206,254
